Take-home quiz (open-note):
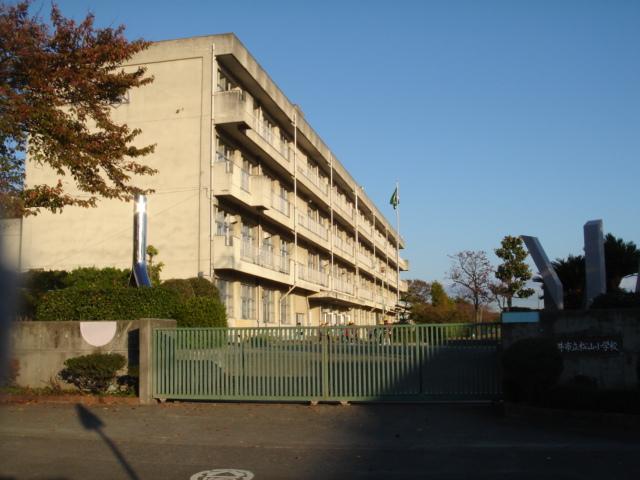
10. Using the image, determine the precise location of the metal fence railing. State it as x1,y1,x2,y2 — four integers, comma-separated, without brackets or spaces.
153,323,502,402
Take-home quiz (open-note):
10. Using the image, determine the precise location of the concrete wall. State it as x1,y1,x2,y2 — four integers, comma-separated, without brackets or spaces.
502,309,640,389
9,318,176,403
0,218,21,270
21,50,211,279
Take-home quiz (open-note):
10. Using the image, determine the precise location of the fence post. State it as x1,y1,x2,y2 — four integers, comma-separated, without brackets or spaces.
138,318,176,405
321,328,329,400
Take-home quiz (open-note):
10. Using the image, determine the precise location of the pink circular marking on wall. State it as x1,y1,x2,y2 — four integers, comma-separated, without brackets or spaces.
80,322,117,347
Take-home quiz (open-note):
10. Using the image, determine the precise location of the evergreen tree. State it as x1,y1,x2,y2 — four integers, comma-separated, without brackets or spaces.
494,236,534,310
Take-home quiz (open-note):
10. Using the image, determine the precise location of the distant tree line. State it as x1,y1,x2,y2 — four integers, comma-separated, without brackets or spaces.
403,232,640,322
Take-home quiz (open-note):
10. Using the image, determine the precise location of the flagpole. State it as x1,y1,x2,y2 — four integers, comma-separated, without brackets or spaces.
395,181,400,322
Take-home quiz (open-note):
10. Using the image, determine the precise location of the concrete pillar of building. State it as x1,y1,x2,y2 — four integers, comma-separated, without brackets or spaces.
138,318,177,405
583,219,606,307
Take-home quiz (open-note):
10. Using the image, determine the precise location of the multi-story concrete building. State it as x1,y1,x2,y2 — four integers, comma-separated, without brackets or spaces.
16,34,409,327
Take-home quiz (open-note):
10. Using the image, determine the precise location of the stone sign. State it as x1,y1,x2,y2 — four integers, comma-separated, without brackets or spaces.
557,336,622,355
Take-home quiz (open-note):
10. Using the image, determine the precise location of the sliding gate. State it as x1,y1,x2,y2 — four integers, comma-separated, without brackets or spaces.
153,323,501,402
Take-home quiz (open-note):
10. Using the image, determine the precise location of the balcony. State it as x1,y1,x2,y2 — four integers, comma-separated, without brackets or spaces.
332,276,354,296
297,163,329,202
357,251,374,270
332,191,354,222
373,230,387,252
358,287,374,301
264,193,294,230
297,263,328,289
399,257,409,271
357,215,373,237
212,235,292,285
215,90,293,175
332,235,355,263
212,160,270,210
297,213,330,248
214,89,254,126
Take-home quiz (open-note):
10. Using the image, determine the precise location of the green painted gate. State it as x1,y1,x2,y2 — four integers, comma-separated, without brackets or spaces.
153,323,501,402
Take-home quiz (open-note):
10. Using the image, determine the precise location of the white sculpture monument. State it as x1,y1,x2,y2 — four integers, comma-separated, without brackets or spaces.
583,219,606,307
521,236,564,310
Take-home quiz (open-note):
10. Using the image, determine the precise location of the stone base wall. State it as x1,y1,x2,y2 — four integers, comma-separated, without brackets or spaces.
502,309,640,389
8,318,176,403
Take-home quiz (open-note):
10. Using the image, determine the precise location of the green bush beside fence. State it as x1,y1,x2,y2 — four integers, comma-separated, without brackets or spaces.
59,353,126,394
175,297,227,328
36,287,181,321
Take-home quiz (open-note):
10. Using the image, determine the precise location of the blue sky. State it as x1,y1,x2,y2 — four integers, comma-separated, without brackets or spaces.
40,0,640,302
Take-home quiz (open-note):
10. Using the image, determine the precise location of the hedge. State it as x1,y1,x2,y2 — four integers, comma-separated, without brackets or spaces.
160,277,221,302
188,277,220,299
36,287,181,321
175,297,227,328
160,278,195,302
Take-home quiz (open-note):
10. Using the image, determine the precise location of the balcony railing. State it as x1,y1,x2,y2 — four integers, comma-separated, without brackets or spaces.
214,158,251,193
297,164,329,195
357,215,373,235
297,214,329,241
333,191,354,220
332,276,354,296
239,239,290,274
271,193,290,217
358,287,373,301
297,263,328,287
333,236,355,258
357,251,374,269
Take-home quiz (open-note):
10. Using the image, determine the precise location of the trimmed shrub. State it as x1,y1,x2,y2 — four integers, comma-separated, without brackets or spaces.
188,277,220,299
175,297,227,328
502,337,563,404
160,279,195,302
19,269,69,318
18,268,130,319
161,277,221,302
64,267,130,289
36,287,181,321
59,353,126,393
591,291,640,309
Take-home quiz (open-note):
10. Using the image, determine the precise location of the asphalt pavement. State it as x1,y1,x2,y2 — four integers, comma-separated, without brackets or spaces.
1,401,639,479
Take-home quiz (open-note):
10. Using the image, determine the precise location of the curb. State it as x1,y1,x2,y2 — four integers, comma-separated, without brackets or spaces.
0,393,140,406
503,402,640,429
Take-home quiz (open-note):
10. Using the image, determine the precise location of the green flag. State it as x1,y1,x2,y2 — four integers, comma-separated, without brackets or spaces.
390,187,399,209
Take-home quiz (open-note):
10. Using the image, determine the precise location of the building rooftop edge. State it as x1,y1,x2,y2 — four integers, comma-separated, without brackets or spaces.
143,33,404,247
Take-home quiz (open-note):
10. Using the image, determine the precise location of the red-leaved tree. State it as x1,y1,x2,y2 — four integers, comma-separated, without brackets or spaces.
0,1,155,217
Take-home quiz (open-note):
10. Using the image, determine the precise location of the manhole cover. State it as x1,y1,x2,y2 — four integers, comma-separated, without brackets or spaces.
190,469,254,480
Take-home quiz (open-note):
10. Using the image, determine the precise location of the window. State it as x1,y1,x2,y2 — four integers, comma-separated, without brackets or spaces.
280,294,290,325
262,233,274,268
215,208,232,245
262,288,275,324
279,240,289,273
241,223,256,261
241,156,251,192
217,69,236,92
217,279,233,317
277,185,289,216
215,136,234,167
279,132,290,160
295,313,305,326
241,284,256,319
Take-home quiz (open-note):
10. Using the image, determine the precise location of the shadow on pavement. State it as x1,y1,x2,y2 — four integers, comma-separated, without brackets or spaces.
75,404,140,480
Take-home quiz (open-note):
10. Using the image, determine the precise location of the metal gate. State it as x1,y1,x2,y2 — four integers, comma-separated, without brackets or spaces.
153,323,501,402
